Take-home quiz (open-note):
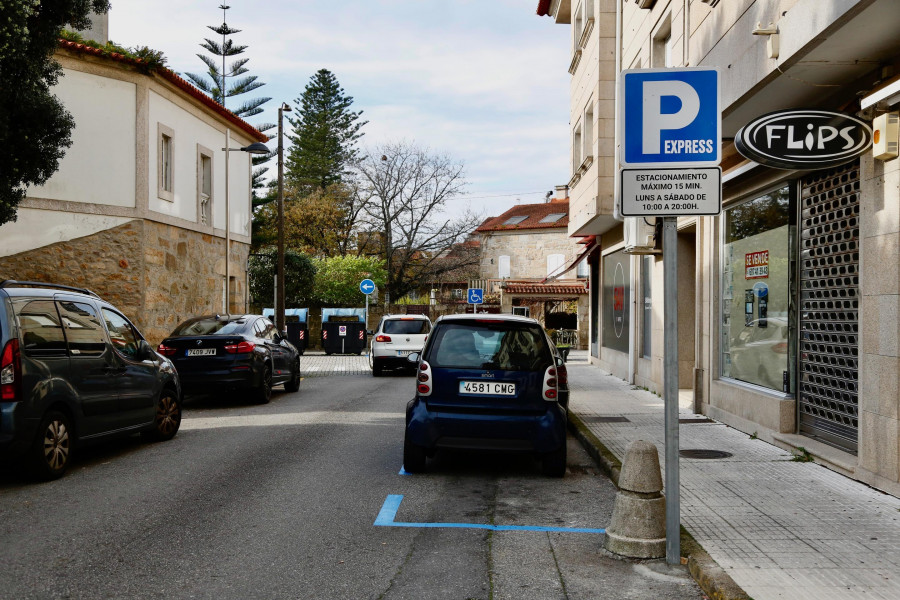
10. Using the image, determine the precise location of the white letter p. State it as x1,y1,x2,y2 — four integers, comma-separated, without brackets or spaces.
642,80,700,155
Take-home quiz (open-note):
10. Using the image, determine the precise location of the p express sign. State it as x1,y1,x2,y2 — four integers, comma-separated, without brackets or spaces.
619,68,721,167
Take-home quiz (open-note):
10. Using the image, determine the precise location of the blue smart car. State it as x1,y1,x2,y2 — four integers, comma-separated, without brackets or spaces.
403,313,568,477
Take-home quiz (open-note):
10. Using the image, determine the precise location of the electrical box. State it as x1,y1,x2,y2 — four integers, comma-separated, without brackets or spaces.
873,112,899,161
624,217,659,255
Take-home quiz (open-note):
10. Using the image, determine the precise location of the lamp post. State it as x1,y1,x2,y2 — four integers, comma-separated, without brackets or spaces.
276,102,292,333
223,133,269,314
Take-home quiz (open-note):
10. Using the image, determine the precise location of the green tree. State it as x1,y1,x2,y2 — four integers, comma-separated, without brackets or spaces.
285,69,367,193
248,248,317,310
184,3,273,198
313,256,386,306
0,0,110,226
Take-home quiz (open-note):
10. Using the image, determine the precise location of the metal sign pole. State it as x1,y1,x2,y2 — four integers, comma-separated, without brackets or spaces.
662,216,680,565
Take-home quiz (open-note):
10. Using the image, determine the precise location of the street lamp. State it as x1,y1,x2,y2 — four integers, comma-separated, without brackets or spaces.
223,132,269,314
276,102,292,333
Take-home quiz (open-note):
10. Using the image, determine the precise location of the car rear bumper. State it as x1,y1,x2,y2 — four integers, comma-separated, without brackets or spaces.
0,403,39,458
373,355,416,370
177,369,259,392
405,398,566,454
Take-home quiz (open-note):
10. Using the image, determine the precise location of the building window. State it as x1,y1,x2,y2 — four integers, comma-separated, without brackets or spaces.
503,215,528,226
641,256,653,358
547,254,565,277
498,255,511,279
197,145,214,225
452,288,464,300
539,213,566,224
158,123,175,202
573,2,583,52
573,122,583,172
602,250,631,353
582,101,594,165
720,185,794,391
652,15,673,68
576,258,589,278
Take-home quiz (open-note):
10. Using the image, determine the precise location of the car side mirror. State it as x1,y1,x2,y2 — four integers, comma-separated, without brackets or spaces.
407,352,420,363
138,339,155,361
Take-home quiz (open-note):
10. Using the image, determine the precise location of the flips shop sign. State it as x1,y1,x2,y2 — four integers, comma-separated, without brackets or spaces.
735,110,872,170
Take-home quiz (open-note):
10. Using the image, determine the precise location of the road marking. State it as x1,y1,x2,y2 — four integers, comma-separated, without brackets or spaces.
374,494,605,533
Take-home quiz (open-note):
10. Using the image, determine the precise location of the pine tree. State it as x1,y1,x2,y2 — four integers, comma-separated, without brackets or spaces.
285,69,367,193
184,4,273,197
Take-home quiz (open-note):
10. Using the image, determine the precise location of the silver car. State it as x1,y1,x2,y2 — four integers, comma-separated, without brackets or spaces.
369,314,432,376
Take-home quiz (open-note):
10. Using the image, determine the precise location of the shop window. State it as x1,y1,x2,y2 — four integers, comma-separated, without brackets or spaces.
720,185,793,391
602,250,630,353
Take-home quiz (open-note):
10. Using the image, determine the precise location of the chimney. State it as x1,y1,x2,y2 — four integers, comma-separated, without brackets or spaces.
552,185,569,203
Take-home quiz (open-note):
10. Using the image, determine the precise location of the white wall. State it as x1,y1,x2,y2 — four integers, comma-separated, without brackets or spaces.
27,68,136,207
147,90,252,237
0,208,133,255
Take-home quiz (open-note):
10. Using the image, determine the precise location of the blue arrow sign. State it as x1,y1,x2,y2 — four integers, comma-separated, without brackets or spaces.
360,279,376,295
467,288,483,304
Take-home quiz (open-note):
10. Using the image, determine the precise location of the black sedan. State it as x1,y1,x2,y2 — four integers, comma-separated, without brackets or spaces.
157,314,300,403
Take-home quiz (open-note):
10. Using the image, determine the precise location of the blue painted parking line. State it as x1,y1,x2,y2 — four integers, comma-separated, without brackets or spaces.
374,494,606,534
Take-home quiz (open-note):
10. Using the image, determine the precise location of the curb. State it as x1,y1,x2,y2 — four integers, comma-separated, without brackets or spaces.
567,411,752,600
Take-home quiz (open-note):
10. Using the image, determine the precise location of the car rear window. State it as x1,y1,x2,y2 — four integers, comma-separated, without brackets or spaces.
383,319,430,335
171,317,246,336
427,322,550,371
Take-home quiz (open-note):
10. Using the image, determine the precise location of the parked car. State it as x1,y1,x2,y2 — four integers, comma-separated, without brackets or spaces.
403,313,568,477
158,314,300,403
0,280,182,480
369,314,432,376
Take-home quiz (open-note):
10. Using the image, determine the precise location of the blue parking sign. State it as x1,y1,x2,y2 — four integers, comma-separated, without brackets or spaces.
619,68,720,167
467,288,483,304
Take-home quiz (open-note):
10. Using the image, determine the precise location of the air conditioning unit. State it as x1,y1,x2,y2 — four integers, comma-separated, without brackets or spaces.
624,217,660,255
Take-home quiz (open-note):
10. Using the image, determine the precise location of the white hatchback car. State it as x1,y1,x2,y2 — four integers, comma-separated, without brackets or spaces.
370,314,432,376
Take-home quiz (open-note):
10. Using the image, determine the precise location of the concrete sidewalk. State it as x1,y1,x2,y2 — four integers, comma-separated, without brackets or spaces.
564,350,900,600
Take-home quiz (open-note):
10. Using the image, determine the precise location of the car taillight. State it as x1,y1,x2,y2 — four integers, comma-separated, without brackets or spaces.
157,342,177,357
376,335,391,343
556,364,568,385
543,365,558,401
224,340,255,354
1,339,21,402
417,360,432,397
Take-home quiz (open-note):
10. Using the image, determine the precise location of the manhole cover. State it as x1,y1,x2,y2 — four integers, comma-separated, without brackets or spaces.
582,416,631,423
679,449,733,459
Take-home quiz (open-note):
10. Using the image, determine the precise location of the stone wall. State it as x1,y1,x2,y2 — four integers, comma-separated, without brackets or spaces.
480,229,577,279
0,219,250,346
0,219,144,322
142,220,249,344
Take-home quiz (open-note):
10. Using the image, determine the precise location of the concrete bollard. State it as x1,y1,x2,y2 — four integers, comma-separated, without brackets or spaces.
604,440,666,559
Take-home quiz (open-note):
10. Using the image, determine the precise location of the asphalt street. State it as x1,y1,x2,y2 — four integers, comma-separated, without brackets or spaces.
0,371,702,599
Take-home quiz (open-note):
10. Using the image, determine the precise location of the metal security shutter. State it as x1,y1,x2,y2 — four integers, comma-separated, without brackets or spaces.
798,161,860,453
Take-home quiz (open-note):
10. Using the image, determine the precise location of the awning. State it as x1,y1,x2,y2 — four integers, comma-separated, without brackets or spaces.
542,238,597,283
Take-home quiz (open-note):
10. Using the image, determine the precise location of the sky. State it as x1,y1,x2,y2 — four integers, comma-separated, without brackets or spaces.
107,0,572,222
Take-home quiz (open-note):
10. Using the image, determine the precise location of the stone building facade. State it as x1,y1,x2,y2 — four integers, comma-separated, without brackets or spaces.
538,0,900,496
0,38,265,344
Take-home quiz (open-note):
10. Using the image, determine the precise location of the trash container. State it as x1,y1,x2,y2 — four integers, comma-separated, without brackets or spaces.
263,308,309,355
321,308,367,355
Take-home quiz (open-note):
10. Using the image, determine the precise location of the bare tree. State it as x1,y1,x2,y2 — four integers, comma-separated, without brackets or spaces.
355,142,482,302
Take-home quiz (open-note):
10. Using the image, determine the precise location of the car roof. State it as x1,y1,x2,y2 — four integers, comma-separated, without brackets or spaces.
434,313,540,325
382,314,430,320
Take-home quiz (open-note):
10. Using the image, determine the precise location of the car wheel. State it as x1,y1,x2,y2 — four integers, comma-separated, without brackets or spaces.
254,364,273,404
284,358,301,392
403,435,427,473
144,388,181,442
28,410,73,481
541,444,567,478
